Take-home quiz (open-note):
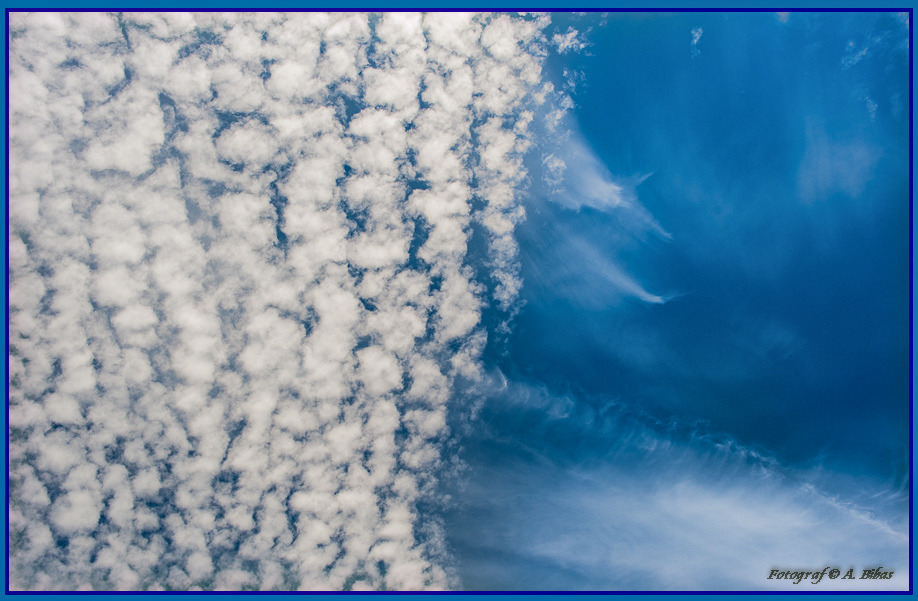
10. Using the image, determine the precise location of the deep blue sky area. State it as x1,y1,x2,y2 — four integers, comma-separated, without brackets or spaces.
503,11,910,483
446,12,910,590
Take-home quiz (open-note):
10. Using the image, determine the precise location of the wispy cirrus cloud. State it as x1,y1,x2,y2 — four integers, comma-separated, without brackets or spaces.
446,375,909,591
691,26,703,57
531,90,670,307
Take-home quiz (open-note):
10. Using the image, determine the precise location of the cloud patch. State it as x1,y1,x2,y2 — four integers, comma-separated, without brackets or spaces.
691,26,703,57
447,376,909,591
8,11,552,591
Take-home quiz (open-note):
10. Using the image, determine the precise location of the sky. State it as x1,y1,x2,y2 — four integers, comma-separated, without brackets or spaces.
6,11,911,592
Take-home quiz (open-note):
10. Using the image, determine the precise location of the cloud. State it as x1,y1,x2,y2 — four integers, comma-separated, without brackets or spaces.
523,220,668,306
691,26,703,57
842,40,870,69
525,99,671,307
515,468,908,591
533,92,667,240
552,27,587,54
841,18,909,71
546,133,633,212
7,11,553,591
797,123,880,203
447,376,909,591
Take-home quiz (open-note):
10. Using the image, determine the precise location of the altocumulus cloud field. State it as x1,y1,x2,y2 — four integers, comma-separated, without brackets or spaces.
6,11,911,592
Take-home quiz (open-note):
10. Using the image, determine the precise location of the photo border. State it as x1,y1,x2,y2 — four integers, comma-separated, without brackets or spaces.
3,4,913,600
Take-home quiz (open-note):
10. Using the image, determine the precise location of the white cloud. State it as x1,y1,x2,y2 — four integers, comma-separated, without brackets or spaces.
691,26,703,57
526,469,909,591
215,121,279,166
552,28,587,54
842,39,870,69
8,11,554,591
797,123,880,202
83,88,165,176
528,106,670,307
453,376,909,591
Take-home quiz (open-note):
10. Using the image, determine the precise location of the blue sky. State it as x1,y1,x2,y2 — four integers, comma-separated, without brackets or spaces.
519,11,909,481
5,10,911,593
450,10,910,591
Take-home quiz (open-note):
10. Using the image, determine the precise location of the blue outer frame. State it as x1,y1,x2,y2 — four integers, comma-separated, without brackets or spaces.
2,5,913,601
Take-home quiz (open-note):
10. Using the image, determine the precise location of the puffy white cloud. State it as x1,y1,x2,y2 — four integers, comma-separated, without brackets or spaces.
83,88,165,176
8,11,553,591
215,121,279,166
552,28,587,54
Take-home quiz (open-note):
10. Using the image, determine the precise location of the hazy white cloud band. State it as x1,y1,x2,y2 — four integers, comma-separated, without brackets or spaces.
8,12,549,590
456,375,909,591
